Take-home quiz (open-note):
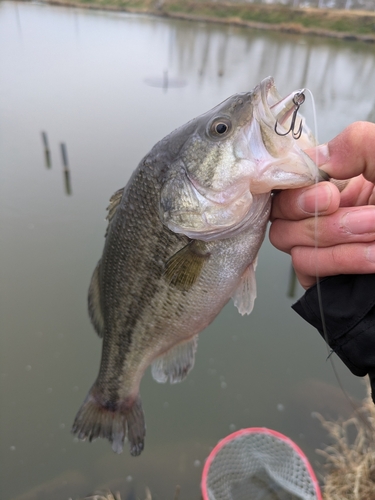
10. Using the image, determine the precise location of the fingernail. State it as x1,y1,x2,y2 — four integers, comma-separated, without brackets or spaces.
298,184,332,214
341,208,375,234
366,244,375,263
305,143,330,167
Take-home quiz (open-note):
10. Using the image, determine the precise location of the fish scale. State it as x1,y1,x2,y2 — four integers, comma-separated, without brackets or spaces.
72,77,322,456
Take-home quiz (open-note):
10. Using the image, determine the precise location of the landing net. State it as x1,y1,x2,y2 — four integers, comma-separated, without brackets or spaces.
201,428,322,500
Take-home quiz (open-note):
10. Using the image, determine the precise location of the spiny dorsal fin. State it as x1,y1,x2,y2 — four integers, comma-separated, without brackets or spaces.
163,240,210,292
105,187,124,237
151,336,198,384
88,260,104,337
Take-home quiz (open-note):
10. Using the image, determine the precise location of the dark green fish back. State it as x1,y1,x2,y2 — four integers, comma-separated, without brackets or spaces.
73,160,194,455
96,163,188,389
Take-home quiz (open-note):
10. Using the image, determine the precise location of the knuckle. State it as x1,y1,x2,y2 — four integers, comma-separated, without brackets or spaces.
269,222,289,252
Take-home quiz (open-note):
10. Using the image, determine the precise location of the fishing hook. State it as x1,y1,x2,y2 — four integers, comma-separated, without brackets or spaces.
274,90,306,140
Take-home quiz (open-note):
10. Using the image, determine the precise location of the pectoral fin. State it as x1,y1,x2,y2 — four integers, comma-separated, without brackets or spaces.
163,240,210,292
151,336,198,384
231,257,258,315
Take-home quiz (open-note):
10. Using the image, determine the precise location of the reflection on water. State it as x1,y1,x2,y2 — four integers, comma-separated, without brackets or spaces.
1,2,374,499
144,70,187,90
41,132,51,169
60,143,72,195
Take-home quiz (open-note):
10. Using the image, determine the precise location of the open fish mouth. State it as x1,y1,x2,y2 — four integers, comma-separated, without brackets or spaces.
257,76,329,182
259,76,307,136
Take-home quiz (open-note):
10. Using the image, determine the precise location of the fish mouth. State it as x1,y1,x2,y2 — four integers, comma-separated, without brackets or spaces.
261,78,330,182
259,76,306,136
237,76,326,193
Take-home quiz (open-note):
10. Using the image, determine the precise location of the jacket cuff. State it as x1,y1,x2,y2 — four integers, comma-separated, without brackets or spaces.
292,274,375,378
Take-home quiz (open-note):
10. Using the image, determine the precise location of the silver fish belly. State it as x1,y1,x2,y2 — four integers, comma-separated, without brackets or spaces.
72,77,319,456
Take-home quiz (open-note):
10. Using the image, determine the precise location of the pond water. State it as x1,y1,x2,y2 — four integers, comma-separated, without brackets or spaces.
1,2,375,499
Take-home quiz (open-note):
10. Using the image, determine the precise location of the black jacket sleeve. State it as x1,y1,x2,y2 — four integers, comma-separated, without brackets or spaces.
292,274,375,402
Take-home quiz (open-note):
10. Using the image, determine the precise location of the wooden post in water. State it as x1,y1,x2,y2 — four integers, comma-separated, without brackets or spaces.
41,131,51,168
173,485,181,500
287,263,297,298
60,142,72,195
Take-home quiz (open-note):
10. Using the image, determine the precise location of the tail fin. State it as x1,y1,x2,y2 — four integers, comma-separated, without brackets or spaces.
71,390,146,456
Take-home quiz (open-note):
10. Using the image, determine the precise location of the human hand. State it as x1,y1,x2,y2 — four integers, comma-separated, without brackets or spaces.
270,121,375,289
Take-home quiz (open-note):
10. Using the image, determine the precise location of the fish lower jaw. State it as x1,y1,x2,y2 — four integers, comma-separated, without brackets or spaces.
249,155,318,193
252,175,315,194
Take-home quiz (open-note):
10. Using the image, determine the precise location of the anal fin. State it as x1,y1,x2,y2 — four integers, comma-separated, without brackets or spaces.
151,336,198,384
231,257,258,316
88,260,104,337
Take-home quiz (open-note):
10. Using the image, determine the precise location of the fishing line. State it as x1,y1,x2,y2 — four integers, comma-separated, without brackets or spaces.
307,89,351,395
305,89,370,429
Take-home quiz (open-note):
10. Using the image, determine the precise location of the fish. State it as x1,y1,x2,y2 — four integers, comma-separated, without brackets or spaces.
72,76,320,456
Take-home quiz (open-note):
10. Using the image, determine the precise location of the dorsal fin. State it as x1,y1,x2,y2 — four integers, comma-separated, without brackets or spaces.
88,260,104,337
105,187,124,237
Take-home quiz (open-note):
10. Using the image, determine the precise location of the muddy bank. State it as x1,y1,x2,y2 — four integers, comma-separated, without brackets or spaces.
26,0,375,42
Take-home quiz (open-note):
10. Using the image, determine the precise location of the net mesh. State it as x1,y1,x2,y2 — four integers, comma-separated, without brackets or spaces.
201,428,322,500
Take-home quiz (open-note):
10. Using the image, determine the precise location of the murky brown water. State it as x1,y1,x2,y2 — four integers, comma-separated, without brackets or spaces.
1,2,375,499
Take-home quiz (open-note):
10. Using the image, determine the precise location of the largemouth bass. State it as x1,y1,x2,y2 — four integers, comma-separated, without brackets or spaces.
72,76,319,456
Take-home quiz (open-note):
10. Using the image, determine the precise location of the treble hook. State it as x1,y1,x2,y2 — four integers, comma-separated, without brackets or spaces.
274,91,306,140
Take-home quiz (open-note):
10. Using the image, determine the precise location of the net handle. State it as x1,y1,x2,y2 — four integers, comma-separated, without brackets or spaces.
201,427,322,500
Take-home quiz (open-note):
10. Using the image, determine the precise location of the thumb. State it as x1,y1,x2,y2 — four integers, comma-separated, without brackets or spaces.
305,122,375,184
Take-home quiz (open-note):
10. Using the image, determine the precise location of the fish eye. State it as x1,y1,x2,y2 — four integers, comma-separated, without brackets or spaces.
215,123,228,134
209,118,232,138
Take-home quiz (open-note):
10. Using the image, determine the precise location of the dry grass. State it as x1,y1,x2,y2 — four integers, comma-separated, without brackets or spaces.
82,489,151,500
82,485,182,500
82,492,123,500
317,378,375,500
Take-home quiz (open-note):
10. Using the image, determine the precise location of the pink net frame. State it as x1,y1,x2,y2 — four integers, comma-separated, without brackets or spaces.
201,428,322,500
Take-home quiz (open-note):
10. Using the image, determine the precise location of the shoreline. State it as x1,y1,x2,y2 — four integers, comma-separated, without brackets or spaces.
163,9,375,42
24,0,375,43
